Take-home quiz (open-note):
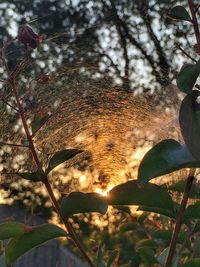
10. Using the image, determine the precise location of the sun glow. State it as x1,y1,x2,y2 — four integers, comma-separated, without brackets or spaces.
95,183,114,196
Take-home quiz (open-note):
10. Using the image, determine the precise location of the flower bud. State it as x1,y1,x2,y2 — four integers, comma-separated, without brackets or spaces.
18,24,42,49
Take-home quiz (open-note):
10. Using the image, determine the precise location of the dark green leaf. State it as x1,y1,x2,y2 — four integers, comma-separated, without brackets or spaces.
61,192,108,217
167,179,200,198
18,165,45,182
168,6,191,21
184,202,200,222
46,149,83,173
183,259,200,266
119,222,138,233
31,114,49,134
137,205,176,219
153,230,187,244
137,247,157,267
138,139,200,183
106,250,118,267
177,62,200,93
0,222,28,240
179,91,200,160
107,180,174,211
5,224,66,265
97,246,106,267
136,239,158,250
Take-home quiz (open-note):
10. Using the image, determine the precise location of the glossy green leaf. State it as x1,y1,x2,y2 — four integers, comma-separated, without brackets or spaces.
106,250,118,267
179,91,200,160
107,180,174,211
97,246,106,267
153,230,188,245
183,258,200,266
18,165,45,182
5,224,66,265
0,222,29,240
31,114,49,135
46,149,83,173
177,62,200,93
137,247,157,267
138,139,200,183
168,6,191,21
61,192,108,217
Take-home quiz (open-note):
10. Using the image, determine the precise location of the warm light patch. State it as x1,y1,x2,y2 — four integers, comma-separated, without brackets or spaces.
95,183,114,196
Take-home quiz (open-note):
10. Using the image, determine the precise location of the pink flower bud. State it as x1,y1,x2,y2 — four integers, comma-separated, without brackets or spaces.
18,24,42,49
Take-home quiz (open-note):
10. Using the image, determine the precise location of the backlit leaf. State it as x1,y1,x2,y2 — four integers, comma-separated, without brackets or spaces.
138,139,200,183
61,192,108,217
0,222,28,240
5,224,66,265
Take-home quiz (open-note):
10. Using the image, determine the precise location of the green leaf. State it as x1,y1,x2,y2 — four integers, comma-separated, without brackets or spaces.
137,205,176,219
179,91,200,160
106,250,118,267
0,222,29,240
5,224,66,265
136,239,158,250
153,230,187,244
97,246,106,267
168,6,191,21
61,192,108,217
177,62,200,93
183,258,200,266
138,139,200,183
157,247,179,266
184,202,200,222
167,179,200,198
46,149,83,173
0,255,5,267
137,247,157,267
119,222,138,233
107,180,174,211
18,165,45,182
31,114,49,134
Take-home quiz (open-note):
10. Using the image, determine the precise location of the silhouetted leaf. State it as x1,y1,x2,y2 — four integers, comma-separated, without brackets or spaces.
0,222,29,240
138,139,200,183
168,6,191,21
107,180,174,211
46,149,83,173
61,192,108,217
184,202,200,222
119,222,138,233
177,62,200,93
137,206,176,219
179,91,200,160
5,224,66,265
18,165,45,182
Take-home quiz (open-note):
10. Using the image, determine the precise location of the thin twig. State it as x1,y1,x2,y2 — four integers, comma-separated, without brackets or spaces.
175,43,197,62
165,169,196,267
0,142,28,148
1,99,20,113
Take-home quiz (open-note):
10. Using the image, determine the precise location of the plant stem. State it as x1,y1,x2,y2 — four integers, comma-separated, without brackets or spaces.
10,75,94,267
165,169,195,267
188,0,200,49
